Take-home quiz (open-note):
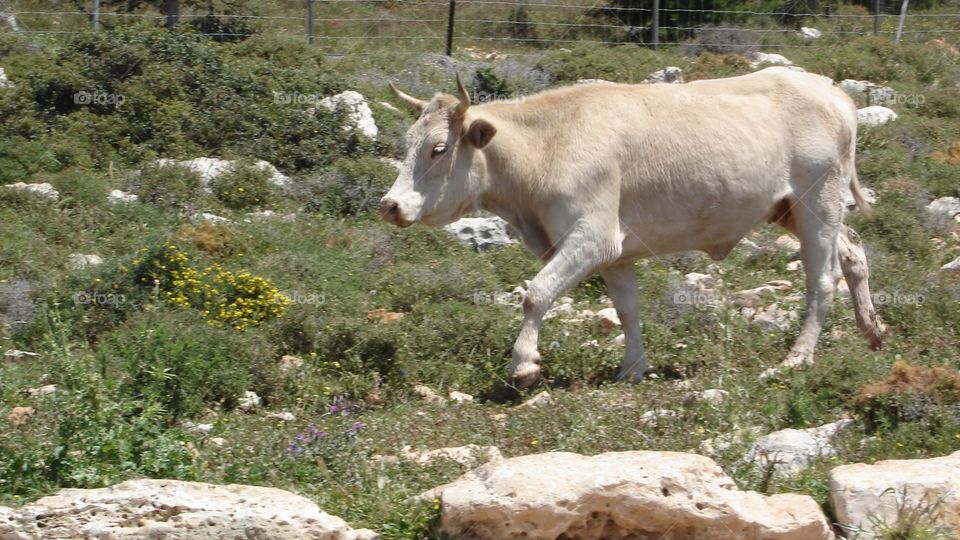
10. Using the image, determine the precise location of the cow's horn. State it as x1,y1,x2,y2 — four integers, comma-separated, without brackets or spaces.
388,81,426,113
455,73,470,115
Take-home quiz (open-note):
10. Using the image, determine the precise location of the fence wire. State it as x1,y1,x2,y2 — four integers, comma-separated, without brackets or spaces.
1,3,958,56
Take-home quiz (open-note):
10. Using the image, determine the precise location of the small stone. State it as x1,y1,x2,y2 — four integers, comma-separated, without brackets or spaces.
595,307,621,334
208,437,226,447
449,391,474,404
786,260,803,272
67,253,104,271
520,391,551,408
799,27,821,38
941,256,960,275
414,384,446,404
611,333,626,346
697,389,730,404
237,391,261,412
27,384,57,397
184,422,214,434
267,411,296,422
752,303,798,331
639,409,677,426
198,212,231,224
107,189,138,203
775,234,801,252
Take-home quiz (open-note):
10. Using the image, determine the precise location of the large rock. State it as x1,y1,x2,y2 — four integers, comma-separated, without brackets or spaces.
750,52,793,69
857,106,897,127
942,256,960,275
2,182,59,200
318,91,378,140
643,66,684,84
421,451,833,539
0,479,375,540
925,196,960,233
0,67,12,88
155,157,291,189
443,216,515,251
744,420,852,475
830,451,960,538
842,185,877,210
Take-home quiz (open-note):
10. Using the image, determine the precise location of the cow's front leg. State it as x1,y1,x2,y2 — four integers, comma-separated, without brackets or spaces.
600,261,648,382
512,228,619,389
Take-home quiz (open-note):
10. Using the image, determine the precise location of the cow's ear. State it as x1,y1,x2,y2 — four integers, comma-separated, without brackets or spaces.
466,119,497,149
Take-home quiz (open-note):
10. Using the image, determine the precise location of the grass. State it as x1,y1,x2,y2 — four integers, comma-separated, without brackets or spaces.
1,8,960,539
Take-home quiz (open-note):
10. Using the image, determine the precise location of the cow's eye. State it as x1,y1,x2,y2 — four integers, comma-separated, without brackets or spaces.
431,143,447,157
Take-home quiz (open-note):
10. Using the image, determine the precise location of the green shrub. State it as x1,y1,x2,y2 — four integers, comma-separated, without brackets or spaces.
98,310,277,422
131,163,204,212
211,161,276,211
301,156,395,217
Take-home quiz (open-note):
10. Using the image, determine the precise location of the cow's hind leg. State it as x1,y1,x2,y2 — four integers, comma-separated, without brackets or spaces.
600,261,648,382
838,225,890,349
780,175,845,368
512,223,621,389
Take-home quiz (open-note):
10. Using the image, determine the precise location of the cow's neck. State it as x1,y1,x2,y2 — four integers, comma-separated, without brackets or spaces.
475,110,556,260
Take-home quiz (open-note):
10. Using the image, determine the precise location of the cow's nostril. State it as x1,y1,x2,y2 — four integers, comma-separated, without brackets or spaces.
380,198,400,221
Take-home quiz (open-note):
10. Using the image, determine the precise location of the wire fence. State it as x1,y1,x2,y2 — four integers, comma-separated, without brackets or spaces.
1,1,958,57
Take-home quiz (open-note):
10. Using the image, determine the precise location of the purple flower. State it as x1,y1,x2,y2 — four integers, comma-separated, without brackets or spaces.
345,422,365,436
328,395,353,416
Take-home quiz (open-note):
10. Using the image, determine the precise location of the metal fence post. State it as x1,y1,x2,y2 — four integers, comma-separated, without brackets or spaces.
873,0,880,35
651,0,659,48
307,0,315,44
895,0,909,43
445,0,456,56
93,0,100,32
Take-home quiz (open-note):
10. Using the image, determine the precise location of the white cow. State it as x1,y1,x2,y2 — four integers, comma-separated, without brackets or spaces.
381,68,889,389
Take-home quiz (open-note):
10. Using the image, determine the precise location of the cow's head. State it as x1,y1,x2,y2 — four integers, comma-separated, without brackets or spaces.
380,75,497,227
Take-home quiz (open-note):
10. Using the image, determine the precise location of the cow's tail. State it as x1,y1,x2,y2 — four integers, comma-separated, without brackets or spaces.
849,169,874,218
845,107,874,219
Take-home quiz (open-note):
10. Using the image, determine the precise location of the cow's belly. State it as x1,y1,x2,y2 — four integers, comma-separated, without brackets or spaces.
617,174,791,259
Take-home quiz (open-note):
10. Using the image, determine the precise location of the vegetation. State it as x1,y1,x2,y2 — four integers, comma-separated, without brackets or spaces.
1,4,959,539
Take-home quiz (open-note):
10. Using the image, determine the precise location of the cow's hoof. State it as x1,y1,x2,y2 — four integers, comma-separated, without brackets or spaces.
781,351,814,369
512,364,542,390
866,320,892,350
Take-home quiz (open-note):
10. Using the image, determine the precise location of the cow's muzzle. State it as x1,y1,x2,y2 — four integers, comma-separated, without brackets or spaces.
379,197,412,228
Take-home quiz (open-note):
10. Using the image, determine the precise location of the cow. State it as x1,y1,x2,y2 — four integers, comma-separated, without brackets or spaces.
380,67,889,389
